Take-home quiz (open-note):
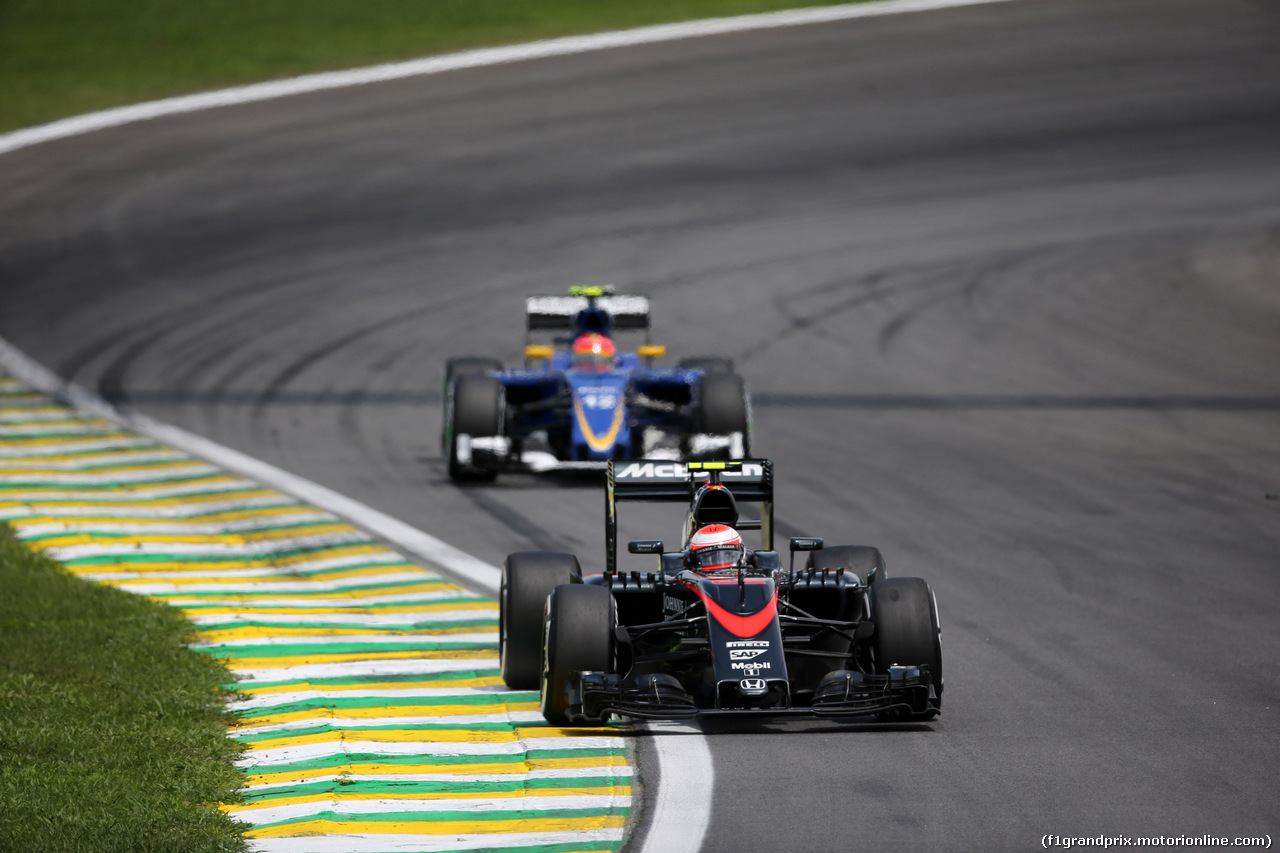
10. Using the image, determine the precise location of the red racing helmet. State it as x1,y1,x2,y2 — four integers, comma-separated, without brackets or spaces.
571,333,616,372
689,523,744,572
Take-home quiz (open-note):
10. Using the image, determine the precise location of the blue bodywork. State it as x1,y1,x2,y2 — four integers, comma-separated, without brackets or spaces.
446,288,747,476
492,337,703,463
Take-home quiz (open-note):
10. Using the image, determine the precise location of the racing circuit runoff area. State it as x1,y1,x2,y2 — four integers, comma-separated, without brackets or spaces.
1,0,1279,851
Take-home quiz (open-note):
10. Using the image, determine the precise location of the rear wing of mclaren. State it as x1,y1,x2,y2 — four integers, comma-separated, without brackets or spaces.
605,459,774,575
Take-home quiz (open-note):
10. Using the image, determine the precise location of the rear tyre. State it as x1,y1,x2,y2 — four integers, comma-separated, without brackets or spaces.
695,371,751,457
541,584,615,726
447,374,503,483
678,355,735,374
870,577,943,719
500,552,581,690
806,545,887,585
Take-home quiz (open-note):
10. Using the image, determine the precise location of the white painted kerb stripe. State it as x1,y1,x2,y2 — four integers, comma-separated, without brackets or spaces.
0,337,502,597
0,0,1016,158
229,796,631,823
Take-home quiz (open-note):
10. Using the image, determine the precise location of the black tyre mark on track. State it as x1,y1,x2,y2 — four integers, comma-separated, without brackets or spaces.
452,487,582,554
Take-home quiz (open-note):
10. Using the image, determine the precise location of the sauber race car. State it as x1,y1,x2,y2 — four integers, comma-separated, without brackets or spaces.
499,460,944,726
441,286,751,482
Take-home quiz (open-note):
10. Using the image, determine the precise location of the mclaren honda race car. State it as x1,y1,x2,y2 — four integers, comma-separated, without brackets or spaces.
499,460,944,725
441,286,751,482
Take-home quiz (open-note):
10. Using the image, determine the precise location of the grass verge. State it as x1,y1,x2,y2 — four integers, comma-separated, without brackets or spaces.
0,0,865,133
0,531,248,853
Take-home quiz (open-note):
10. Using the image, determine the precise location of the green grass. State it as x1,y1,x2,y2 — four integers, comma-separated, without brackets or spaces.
0,0,864,133
0,532,248,853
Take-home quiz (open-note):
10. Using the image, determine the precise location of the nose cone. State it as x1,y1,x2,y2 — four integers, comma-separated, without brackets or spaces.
567,373,628,457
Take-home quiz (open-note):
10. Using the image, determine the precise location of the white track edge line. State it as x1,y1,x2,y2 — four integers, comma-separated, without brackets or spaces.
639,722,716,853
0,0,1016,157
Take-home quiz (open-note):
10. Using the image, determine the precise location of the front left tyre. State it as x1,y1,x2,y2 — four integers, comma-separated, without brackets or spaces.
694,371,752,457
869,576,943,719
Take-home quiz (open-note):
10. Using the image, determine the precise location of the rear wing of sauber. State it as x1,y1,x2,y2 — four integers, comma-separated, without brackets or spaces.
523,286,661,365
525,293,651,332
605,459,774,576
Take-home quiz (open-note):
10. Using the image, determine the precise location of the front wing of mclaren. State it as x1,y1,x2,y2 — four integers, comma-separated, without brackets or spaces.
567,666,937,723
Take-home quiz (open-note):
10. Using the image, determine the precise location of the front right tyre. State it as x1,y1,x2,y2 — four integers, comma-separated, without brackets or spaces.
446,373,504,482
540,583,616,726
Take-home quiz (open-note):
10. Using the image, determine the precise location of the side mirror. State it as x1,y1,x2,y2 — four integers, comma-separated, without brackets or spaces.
788,537,823,574
637,344,666,366
628,540,664,554
524,344,554,366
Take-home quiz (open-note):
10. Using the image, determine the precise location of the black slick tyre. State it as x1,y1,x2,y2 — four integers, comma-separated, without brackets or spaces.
806,545,887,585
500,552,581,690
870,576,943,718
440,357,502,451
446,374,503,482
695,371,751,456
541,583,615,726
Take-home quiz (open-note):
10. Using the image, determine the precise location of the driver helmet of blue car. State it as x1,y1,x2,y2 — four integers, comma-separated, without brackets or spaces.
571,332,616,372
689,523,745,572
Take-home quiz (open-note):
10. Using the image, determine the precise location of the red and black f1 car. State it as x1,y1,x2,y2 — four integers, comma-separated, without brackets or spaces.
499,459,943,725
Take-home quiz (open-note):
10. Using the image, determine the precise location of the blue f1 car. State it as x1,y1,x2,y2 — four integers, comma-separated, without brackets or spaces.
442,286,752,482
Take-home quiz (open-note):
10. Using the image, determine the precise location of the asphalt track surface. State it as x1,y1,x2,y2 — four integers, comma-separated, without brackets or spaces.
3,0,1280,849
